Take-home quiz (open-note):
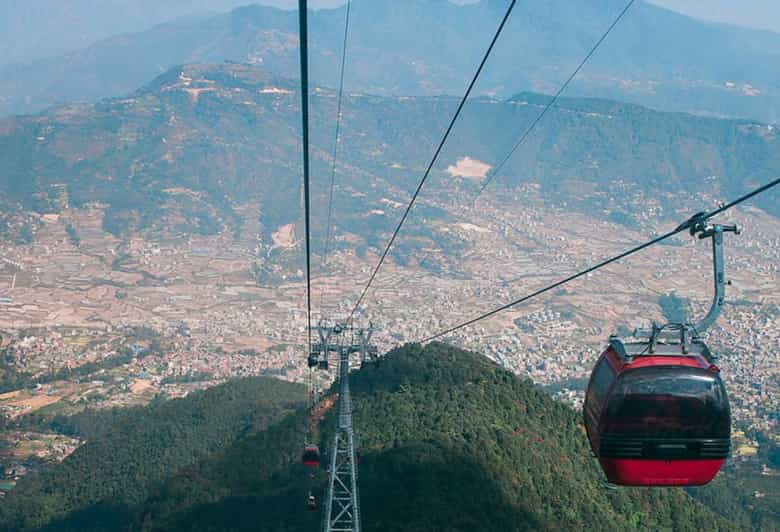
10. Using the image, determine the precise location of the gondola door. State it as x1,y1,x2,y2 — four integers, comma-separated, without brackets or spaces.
584,353,616,455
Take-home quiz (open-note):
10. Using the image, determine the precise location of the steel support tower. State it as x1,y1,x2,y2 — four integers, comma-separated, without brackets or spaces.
356,324,378,366
311,322,374,532
323,345,360,532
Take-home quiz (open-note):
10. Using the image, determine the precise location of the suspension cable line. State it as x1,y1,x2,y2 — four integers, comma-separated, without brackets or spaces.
417,0,637,271
298,0,313,355
421,177,780,343
477,0,636,195
346,0,519,325
320,0,353,295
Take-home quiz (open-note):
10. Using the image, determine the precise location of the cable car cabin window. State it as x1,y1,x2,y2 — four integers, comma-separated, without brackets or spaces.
586,358,614,416
603,367,729,439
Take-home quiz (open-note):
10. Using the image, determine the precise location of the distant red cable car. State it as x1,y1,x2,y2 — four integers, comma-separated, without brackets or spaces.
302,445,320,467
584,220,739,487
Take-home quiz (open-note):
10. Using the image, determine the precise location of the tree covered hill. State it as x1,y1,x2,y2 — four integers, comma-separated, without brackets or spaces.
2,0,780,123
0,342,746,531
0,376,306,532
0,62,778,261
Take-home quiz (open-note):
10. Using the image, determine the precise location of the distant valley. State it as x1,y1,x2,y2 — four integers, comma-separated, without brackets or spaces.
0,63,777,468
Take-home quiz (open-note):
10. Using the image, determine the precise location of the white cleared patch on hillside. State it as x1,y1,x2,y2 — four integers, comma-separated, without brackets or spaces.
446,156,491,181
380,198,403,209
259,87,293,95
272,223,297,249
456,222,490,233
183,87,215,103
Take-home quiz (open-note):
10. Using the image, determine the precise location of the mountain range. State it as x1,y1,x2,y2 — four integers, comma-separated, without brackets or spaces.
1,62,778,274
2,0,780,123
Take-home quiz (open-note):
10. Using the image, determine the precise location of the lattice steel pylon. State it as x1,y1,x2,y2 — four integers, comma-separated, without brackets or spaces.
312,322,374,532
323,345,360,532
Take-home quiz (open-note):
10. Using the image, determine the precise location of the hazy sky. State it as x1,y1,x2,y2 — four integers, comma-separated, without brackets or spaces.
646,0,780,32
282,0,780,33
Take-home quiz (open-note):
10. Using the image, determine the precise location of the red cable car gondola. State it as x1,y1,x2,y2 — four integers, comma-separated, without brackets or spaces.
302,444,320,467
584,221,738,486
584,336,730,486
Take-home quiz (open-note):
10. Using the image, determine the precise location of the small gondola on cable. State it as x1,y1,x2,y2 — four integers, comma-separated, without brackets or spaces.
303,338,325,467
302,444,320,467
308,322,343,370
302,398,321,467
301,395,320,466
307,492,317,511
584,217,739,486
301,387,320,467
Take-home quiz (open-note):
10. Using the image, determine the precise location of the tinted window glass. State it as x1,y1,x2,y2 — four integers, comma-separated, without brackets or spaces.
603,367,730,438
586,357,614,415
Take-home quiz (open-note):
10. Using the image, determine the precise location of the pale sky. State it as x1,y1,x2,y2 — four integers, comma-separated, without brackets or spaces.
646,0,780,33
283,0,780,34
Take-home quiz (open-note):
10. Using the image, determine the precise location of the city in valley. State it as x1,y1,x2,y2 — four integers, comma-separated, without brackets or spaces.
0,176,778,488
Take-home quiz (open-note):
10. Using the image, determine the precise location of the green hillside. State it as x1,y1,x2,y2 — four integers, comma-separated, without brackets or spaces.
0,376,305,532
0,343,746,531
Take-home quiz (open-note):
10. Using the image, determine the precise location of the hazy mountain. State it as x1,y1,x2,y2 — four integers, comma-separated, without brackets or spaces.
0,343,745,531
0,63,777,264
0,0,460,67
2,0,780,122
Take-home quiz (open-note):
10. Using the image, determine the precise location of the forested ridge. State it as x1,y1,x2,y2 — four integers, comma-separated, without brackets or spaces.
0,377,305,531
0,342,746,531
